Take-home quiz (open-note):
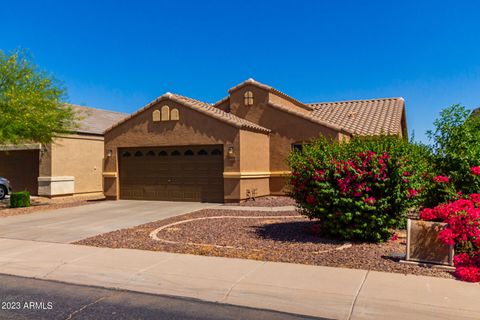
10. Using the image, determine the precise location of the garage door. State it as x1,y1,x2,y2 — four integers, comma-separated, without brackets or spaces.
119,145,224,202
0,150,39,194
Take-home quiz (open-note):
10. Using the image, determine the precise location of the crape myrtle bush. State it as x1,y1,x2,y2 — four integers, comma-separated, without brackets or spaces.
288,136,431,242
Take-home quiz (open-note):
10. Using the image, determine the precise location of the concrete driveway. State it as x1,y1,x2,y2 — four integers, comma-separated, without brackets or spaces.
0,200,218,243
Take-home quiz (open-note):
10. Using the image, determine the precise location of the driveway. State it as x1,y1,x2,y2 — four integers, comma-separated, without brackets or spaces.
0,200,218,243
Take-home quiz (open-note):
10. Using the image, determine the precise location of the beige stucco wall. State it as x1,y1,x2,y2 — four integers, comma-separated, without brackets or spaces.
103,98,247,200
49,134,104,194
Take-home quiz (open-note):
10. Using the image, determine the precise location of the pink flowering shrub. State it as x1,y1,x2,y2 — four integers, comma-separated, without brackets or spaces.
289,136,430,242
420,193,480,282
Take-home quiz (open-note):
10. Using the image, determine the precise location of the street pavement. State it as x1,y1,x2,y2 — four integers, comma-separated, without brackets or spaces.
0,274,323,320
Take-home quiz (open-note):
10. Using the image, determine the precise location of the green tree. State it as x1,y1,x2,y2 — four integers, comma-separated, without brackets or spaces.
427,104,480,195
0,50,76,145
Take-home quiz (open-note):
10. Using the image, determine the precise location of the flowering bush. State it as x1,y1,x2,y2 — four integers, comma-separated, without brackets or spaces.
289,136,430,242
420,193,480,282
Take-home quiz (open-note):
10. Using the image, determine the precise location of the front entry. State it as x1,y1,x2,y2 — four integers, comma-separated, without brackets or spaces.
119,145,224,202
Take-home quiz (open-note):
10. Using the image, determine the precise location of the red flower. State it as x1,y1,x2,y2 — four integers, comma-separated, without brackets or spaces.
408,189,418,198
433,175,449,183
438,228,456,246
419,208,436,220
471,166,480,176
454,266,480,282
363,197,375,205
390,234,398,241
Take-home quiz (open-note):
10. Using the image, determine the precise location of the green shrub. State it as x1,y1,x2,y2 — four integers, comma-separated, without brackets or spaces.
288,135,431,242
10,191,30,208
427,104,480,197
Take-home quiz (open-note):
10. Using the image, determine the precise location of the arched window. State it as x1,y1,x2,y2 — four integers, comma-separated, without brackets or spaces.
197,149,208,156
134,151,143,157
211,149,222,155
184,149,194,156
244,91,254,106
161,105,170,121
146,150,155,156
158,150,168,156
170,108,179,120
171,150,181,156
152,110,161,122
122,151,131,157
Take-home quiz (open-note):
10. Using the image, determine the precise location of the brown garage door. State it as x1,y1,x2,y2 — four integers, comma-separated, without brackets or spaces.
119,145,224,202
0,150,39,194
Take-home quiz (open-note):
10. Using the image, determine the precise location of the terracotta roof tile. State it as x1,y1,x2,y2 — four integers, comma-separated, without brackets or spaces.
69,104,128,135
308,98,405,136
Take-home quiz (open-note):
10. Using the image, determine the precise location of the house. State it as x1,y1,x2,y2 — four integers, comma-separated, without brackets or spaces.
0,105,127,197
103,79,407,203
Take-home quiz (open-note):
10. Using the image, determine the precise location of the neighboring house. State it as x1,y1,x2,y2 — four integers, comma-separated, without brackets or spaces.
0,105,127,197
103,78,407,203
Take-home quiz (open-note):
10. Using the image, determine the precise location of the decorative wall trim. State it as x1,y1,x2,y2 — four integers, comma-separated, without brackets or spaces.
269,171,291,177
103,172,118,178
223,172,271,179
223,171,291,179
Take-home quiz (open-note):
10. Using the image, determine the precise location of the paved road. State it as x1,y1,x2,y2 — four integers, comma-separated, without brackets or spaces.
0,274,323,320
0,200,218,243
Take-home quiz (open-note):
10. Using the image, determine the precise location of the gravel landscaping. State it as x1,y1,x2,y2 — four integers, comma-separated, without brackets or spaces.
76,208,453,279
0,194,104,218
227,196,296,207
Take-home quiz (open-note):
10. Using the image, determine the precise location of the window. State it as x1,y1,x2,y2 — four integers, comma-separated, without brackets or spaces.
158,150,168,156
292,143,310,152
211,149,222,155
170,108,179,120
134,151,143,157
161,105,170,121
184,149,194,156
197,149,208,156
146,150,155,156
152,110,161,122
171,150,181,156
244,91,254,106
122,151,131,157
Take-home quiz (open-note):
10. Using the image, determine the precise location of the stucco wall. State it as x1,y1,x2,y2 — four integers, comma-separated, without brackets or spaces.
103,99,243,200
229,85,340,172
50,134,104,194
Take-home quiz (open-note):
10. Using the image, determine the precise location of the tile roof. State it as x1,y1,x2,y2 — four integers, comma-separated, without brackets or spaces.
104,93,270,134
69,104,128,135
308,98,405,136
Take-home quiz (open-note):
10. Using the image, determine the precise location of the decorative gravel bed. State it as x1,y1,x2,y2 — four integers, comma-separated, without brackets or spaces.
227,196,296,207
0,195,104,218
76,208,453,279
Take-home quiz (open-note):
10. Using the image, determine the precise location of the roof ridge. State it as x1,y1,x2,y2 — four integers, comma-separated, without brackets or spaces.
228,78,310,110
308,97,405,106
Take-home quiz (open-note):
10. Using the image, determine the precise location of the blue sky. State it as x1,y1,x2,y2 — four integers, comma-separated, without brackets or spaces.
2,0,480,143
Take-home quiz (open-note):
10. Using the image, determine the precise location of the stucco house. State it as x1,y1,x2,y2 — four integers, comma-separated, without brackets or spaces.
103,79,407,203
0,105,127,197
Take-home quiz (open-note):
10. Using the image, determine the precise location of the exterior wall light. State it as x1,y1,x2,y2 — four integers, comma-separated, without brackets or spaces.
227,146,235,158
107,149,113,157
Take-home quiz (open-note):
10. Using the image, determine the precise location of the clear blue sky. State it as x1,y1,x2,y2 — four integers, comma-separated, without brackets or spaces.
2,0,480,143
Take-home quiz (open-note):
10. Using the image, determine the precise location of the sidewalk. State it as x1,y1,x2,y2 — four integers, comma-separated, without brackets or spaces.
0,238,479,319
